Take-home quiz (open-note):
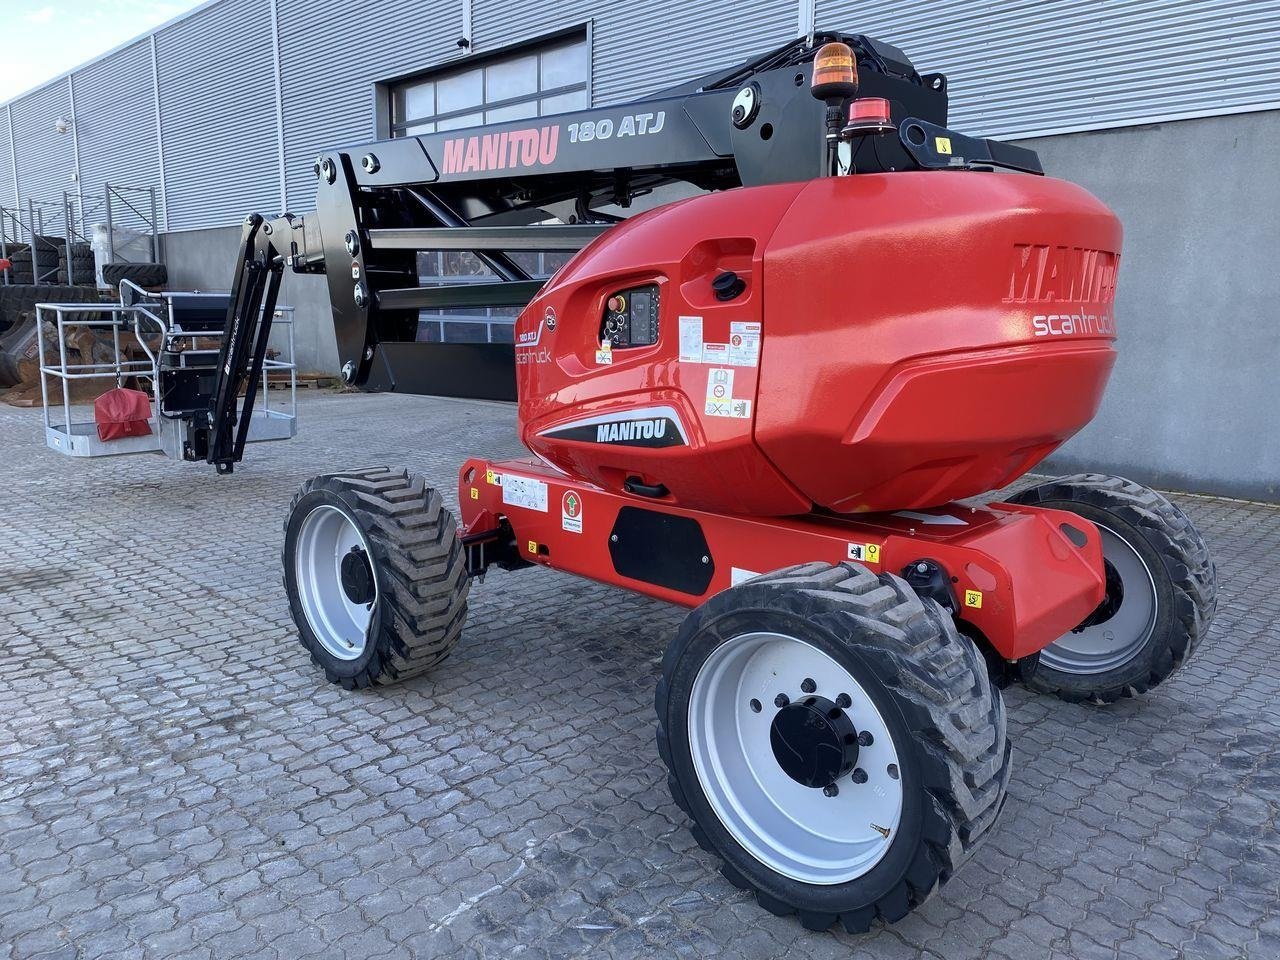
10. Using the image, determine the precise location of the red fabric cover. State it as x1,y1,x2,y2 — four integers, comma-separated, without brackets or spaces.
94,388,153,441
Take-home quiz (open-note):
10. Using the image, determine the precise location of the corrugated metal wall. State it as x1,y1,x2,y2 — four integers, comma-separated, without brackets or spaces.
154,0,281,231
2,0,1279,232
816,0,1280,138
8,80,75,234
470,0,799,103
0,108,14,211
277,0,463,214
74,40,162,232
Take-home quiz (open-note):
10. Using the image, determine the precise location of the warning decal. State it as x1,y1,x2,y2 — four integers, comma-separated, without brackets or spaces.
561,490,583,533
678,316,761,367
847,542,882,564
679,316,704,362
964,589,983,609
704,367,751,419
502,475,548,512
728,322,761,366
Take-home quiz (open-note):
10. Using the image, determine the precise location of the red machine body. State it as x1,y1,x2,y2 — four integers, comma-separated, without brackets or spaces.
458,456,1105,660
516,172,1121,517
460,171,1124,661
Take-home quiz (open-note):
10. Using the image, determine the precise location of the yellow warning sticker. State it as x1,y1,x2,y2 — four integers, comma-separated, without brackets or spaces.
527,540,537,554
935,136,952,155
964,589,983,609
485,469,501,485
847,543,882,564
469,487,478,500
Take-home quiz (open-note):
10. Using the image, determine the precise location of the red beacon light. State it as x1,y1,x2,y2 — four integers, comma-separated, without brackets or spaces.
842,97,896,138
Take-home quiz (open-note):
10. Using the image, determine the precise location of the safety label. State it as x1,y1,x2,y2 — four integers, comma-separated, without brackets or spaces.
728,321,761,366
485,469,502,485
701,341,729,364
964,589,983,609
679,316,704,362
561,489,583,533
704,368,751,419
679,315,761,367
595,340,613,365
501,474,548,512
847,542,882,564
730,567,761,585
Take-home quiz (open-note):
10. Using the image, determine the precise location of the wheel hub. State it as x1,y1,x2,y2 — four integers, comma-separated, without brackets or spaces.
340,546,375,605
769,695,859,789
1073,557,1125,632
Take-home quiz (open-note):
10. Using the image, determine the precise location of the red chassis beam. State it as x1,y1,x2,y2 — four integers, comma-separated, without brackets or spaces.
459,457,1105,661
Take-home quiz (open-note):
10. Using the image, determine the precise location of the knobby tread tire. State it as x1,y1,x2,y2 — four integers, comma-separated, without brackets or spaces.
102,262,167,287
283,466,470,689
656,561,1011,932
1010,473,1216,703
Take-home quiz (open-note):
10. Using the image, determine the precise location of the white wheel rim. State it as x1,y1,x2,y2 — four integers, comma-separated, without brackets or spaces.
294,504,377,661
687,632,904,885
1042,522,1159,675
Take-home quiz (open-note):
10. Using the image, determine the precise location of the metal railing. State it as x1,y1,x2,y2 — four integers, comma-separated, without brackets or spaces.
1,183,159,287
36,283,296,461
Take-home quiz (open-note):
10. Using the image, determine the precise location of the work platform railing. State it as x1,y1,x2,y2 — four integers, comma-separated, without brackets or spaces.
36,281,296,460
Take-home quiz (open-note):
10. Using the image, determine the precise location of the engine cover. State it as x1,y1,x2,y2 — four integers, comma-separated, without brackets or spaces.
517,173,1121,517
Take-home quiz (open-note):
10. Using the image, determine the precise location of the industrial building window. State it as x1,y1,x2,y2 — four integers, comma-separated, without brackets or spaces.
389,34,590,344
390,35,589,137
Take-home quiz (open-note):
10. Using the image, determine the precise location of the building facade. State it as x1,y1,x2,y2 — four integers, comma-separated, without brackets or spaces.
3,0,1279,499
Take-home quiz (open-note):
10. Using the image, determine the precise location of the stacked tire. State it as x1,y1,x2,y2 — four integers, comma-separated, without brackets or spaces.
102,262,167,288
56,241,96,285
3,236,65,285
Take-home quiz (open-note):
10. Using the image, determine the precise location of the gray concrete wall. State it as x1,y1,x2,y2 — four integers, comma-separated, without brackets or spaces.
162,225,337,374
1022,110,1280,502
159,108,1280,501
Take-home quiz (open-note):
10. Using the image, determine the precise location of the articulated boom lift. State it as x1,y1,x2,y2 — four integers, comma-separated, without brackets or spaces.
225,34,1216,932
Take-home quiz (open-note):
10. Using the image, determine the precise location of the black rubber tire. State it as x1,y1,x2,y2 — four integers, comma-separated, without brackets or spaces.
102,262,167,287
656,561,1011,932
1009,474,1216,703
282,467,470,689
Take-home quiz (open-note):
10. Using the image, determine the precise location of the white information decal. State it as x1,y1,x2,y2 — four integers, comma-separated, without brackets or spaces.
728,321,761,366
501,475,549,512
704,368,752,419
595,340,613,365
678,316,704,362
730,567,762,585
701,342,729,364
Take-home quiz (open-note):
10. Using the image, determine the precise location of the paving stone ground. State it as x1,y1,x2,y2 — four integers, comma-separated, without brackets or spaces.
1,391,1277,960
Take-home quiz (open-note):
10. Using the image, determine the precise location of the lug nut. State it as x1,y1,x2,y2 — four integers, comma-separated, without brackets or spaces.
858,730,874,747
353,282,368,308
835,692,852,709
823,784,839,798
344,230,360,256
749,699,762,713
361,153,381,173
774,693,789,709
800,678,816,693
341,361,356,383
319,158,336,184
851,768,868,784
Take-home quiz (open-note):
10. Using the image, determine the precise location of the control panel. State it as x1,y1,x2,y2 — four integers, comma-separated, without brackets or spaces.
599,284,660,349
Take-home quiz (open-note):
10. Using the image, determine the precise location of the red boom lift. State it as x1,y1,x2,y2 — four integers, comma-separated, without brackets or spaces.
211,34,1216,931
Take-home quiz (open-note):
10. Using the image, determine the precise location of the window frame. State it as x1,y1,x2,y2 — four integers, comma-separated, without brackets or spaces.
382,27,591,140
